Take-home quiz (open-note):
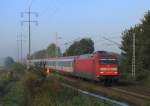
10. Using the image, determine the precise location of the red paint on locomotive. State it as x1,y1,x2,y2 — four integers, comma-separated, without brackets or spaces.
74,53,119,81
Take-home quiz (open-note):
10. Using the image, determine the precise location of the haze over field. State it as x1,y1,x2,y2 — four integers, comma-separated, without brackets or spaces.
0,58,4,67
0,0,150,59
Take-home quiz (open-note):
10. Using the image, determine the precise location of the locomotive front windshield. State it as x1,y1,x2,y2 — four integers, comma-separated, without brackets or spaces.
99,59,117,65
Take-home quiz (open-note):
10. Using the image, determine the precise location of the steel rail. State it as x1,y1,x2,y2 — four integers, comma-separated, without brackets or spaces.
112,87,150,101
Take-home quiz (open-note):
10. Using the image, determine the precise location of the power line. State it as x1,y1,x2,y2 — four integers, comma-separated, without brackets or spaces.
24,0,37,10
21,8,38,64
29,0,36,8
103,31,123,36
25,0,30,9
102,36,121,47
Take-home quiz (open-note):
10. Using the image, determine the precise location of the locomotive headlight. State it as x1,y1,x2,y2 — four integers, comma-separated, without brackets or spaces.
114,71,118,74
100,71,104,74
110,68,117,71
99,68,107,71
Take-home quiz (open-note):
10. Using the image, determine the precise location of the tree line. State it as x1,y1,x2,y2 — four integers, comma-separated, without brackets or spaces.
31,38,94,59
120,11,150,80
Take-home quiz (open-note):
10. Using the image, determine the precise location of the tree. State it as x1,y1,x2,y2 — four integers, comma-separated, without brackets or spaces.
47,43,61,58
65,38,94,56
31,50,47,59
4,56,15,68
31,43,62,59
120,11,150,80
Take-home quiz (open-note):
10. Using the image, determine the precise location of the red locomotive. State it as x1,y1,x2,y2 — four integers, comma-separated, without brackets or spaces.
31,51,119,85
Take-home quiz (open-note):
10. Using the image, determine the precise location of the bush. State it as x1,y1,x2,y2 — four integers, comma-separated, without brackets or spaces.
0,71,15,92
136,70,150,81
22,69,104,106
1,67,105,106
9,63,25,74
2,81,27,106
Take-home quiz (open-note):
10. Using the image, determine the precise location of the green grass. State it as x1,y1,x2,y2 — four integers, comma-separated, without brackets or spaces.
0,66,107,106
0,63,27,106
24,69,106,106
2,81,27,106
30,82,105,106
0,71,15,96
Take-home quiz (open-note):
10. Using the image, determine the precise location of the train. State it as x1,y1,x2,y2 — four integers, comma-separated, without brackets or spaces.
31,51,120,85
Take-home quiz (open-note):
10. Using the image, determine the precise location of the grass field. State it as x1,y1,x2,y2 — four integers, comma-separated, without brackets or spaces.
0,65,107,106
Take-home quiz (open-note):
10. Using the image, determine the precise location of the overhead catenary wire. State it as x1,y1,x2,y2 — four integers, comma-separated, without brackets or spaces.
102,36,121,47
93,34,121,47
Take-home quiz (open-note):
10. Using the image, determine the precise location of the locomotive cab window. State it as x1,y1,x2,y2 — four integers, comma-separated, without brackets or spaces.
99,59,117,65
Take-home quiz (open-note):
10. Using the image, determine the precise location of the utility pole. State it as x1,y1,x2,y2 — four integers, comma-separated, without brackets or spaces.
64,42,68,56
55,32,58,58
21,7,38,64
20,33,23,63
17,33,25,63
20,33,25,63
55,32,62,57
16,35,20,62
55,32,62,70
132,33,136,78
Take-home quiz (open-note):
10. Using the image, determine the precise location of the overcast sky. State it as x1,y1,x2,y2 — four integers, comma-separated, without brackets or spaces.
0,0,150,59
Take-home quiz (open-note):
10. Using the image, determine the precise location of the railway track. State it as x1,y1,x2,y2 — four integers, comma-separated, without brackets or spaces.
114,84,150,97
50,73,150,106
111,87,150,101
61,82,129,106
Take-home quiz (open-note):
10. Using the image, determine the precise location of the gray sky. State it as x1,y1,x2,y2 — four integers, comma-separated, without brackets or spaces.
0,0,150,60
